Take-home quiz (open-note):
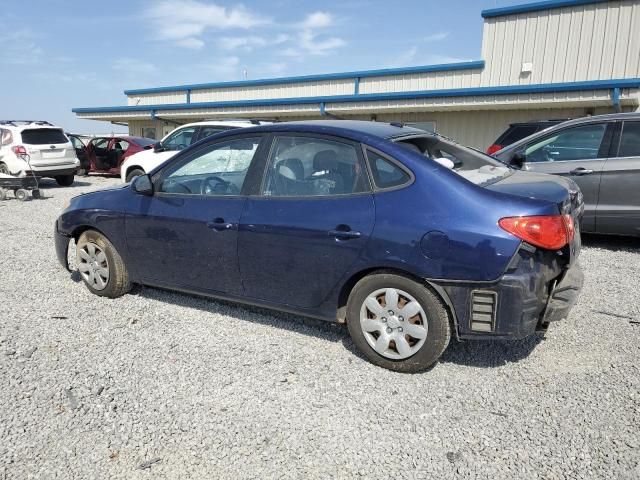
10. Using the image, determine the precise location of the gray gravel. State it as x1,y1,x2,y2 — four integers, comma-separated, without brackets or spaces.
1,176,639,479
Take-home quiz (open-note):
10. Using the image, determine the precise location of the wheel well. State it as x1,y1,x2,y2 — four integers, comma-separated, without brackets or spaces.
125,165,144,177
71,225,107,242
336,267,458,338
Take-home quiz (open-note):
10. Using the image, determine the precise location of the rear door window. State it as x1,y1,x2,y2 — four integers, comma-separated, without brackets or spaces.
262,136,369,197
21,128,68,145
616,121,640,158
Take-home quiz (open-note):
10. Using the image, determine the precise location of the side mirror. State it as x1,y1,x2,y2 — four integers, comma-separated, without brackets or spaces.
132,174,154,195
510,151,526,169
153,142,163,153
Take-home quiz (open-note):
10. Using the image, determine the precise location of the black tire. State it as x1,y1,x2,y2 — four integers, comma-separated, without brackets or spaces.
31,189,41,199
76,230,131,298
0,163,9,175
125,168,145,183
55,175,75,187
0,188,7,201
346,273,451,373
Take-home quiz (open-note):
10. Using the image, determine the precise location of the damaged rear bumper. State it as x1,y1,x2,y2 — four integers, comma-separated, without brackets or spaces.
433,248,583,341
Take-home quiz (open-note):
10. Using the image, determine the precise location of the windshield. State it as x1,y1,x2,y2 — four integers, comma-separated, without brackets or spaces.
395,134,512,186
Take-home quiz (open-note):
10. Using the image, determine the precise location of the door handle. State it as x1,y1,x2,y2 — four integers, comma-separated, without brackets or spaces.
570,168,594,176
328,228,362,239
207,218,236,231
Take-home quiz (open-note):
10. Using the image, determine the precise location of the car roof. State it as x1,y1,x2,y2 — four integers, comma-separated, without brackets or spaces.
509,119,569,126
497,111,640,154
224,120,427,141
178,120,272,129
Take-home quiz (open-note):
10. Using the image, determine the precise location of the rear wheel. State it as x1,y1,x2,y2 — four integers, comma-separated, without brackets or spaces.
0,163,9,175
125,168,145,183
76,230,131,298
55,175,74,187
347,273,451,373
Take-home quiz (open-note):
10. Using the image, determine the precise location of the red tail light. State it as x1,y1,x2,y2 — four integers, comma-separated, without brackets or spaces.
12,145,27,155
499,215,573,250
486,144,503,155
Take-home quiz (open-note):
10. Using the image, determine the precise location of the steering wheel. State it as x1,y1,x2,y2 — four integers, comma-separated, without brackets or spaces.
201,176,239,195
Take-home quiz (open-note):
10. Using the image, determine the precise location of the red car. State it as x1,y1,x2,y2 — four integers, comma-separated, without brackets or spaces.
82,136,155,175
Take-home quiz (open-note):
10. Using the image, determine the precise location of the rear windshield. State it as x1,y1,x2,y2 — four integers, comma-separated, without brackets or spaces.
396,135,512,186
21,128,68,145
495,125,539,146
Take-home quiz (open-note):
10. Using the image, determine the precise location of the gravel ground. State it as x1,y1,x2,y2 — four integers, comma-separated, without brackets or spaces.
1,176,639,479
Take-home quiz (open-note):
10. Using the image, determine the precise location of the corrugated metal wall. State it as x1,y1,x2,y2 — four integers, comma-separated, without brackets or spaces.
480,0,640,86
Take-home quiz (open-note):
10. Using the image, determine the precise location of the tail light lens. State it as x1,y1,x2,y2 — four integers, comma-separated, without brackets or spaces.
499,215,573,250
486,144,503,155
12,145,27,156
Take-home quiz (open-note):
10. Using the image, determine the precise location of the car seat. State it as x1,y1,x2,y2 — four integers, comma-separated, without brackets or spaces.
311,150,345,194
274,158,306,195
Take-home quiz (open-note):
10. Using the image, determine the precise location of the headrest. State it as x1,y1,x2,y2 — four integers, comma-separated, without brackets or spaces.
276,158,304,180
313,150,338,171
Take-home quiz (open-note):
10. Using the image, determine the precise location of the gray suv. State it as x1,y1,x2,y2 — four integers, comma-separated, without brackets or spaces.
494,113,640,236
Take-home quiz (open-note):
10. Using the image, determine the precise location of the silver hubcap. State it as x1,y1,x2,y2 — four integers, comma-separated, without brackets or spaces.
360,288,428,360
78,242,109,291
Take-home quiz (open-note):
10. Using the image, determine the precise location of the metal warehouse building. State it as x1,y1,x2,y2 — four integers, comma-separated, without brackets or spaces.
73,0,640,150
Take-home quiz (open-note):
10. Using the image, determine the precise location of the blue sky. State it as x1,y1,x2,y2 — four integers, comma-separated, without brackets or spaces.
0,0,534,133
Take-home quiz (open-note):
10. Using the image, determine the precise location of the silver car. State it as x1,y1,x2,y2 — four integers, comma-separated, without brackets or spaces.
494,112,640,236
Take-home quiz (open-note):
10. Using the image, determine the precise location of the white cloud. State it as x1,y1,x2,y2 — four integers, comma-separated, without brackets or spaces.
284,11,346,58
299,11,333,29
147,0,269,48
424,32,449,42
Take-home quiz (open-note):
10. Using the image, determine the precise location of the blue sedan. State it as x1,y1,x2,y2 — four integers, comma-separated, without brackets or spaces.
55,121,584,372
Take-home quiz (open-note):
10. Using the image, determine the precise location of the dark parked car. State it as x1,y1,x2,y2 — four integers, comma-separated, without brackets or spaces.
486,119,569,155
55,121,583,372
494,112,640,236
82,136,155,176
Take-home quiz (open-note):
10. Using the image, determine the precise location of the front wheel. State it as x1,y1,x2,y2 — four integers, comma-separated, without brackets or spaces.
347,273,451,373
76,230,131,298
55,175,74,187
125,168,145,183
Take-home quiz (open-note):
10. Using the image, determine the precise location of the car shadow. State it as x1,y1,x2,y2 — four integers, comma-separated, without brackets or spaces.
581,233,639,252
130,284,545,369
439,334,544,368
136,286,347,343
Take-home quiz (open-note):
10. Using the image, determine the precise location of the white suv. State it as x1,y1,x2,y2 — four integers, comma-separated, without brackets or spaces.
0,121,80,186
120,120,269,182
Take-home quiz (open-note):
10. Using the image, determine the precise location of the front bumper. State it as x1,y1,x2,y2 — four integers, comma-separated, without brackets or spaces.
54,221,72,271
436,248,583,340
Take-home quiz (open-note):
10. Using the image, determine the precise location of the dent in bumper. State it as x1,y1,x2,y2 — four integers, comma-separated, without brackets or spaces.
434,249,583,340
54,221,72,271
